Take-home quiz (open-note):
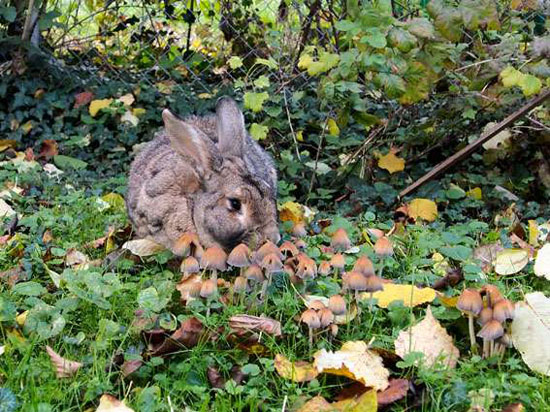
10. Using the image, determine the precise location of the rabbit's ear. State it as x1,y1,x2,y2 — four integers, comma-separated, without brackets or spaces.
216,97,245,157
163,109,211,170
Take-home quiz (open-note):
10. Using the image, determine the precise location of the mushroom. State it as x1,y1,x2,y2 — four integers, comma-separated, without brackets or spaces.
374,236,394,257
200,279,218,299
256,241,283,263
232,276,248,304
227,243,251,274
457,288,483,352
478,307,493,326
260,253,284,299
331,228,352,251
295,253,317,280
318,261,332,276
294,239,307,250
353,255,375,277
364,275,384,311
344,271,367,303
291,222,307,237
309,300,326,311
319,307,334,328
200,246,227,280
301,308,321,348
173,232,204,258
180,256,200,277
477,319,504,358
492,299,515,322
279,241,299,258
244,264,265,283
328,295,346,316
330,253,346,279
481,284,503,307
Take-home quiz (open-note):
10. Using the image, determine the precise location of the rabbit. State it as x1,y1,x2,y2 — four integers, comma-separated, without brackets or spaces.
126,97,280,253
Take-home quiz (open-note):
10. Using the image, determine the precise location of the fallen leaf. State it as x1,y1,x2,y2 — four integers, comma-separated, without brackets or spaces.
121,111,139,126
378,150,405,174
482,123,512,150
89,99,113,117
333,389,377,411
473,242,504,273
408,198,438,222
511,292,550,376
279,201,312,225
394,306,459,368
229,315,282,337
118,93,135,106
0,199,16,218
534,243,550,280
466,187,482,200
38,140,59,158
327,118,340,136
74,91,94,108
0,139,17,152
502,403,525,412
46,345,83,378
274,354,319,382
528,220,539,246
122,239,166,257
96,394,134,412
296,396,332,412
207,366,225,388
360,284,437,308
121,359,142,377
65,249,90,268
313,341,390,390
377,378,409,407
494,249,529,275
148,317,203,356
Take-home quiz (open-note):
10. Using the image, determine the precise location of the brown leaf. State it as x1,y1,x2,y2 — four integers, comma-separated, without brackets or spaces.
377,378,409,407
24,147,34,161
38,140,59,158
473,242,503,273
207,366,225,388
148,317,203,357
432,267,463,290
121,359,142,377
502,403,524,412
42,230,53,244
0,264,27,287
96,394,134,411
229,315,282,337
74,91,94,109
46,345,83,378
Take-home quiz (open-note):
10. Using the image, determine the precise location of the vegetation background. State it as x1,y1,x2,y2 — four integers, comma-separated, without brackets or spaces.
0,0,549,411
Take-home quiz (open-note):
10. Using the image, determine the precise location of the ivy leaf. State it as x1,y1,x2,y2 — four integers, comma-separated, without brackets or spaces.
244,92,269,112
440,245,472,261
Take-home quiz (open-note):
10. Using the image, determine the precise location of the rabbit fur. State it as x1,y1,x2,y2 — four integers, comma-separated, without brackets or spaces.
126,97,280,253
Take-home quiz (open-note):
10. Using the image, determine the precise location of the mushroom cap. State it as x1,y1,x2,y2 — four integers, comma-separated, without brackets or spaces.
478,307,493,325
345,271,368,291
318,261,332,276
309,300,326,311
291,222,308,238
244,264,265,282
173,232,204,258
256,241,284,262
477,319,504,340
283,264,295,277
496,333,513,348
180,256,200,274
233,276,248,293
353,255,375,277
200,246,228,271
492,299,515,322
374,236,394,257
188,281,202,298
279,241,299,258
364,275,384,293
261,253,284,273
294,239,307,250
328,295,347,316
481,284,503,306
457,288,483,315
330,253,346,270
227,243,251,267
295,253,317,279
200,279,218,298
319,307,334,328
300,308,321,329
331,228,352,251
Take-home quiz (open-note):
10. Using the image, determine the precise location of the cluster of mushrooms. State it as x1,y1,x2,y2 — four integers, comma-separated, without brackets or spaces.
457,285,515,358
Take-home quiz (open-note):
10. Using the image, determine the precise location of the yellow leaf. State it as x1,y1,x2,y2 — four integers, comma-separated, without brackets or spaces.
279,201,307,224
101,193,125,210
122,239,166,257
21,121,33,134
500,66,524,88
378,151,405,174
118,93,134,106
298,54,314,70
408,198,438,222
274,354,319,382
534,243,550,280
494,248,529,275
296,130,304,142
89,99,113,117
466,187,482,200
96,394,135,412
432,252,450,276
132,108,146,117
361,283,437,308
0,139,17,152
394,306,460,368
296,396,332,412
313,341,390,390
16,310,28,326
437,293,459,308
528,220,539,246
333,389,377,412
327,118,340,136
198,93,213,99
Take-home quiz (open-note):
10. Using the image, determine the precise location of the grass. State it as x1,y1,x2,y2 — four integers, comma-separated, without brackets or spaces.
1,160,549,412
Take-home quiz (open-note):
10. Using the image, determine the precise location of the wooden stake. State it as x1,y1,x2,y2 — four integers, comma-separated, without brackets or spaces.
399,89,550,199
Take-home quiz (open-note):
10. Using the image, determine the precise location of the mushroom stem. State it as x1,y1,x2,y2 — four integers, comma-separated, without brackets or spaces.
211,269,218,281
483,338,489,358
490,340,495,357
468,314,477,353
333,268,339,281
308,327,313,350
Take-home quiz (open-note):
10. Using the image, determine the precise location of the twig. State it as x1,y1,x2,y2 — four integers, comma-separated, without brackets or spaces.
526,116,550,132
21,0,36,41
399,89,550,199
282,89,301,161
306,116,329,200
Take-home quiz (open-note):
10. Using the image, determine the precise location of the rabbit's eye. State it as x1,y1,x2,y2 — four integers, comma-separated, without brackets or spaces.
228,198,241,212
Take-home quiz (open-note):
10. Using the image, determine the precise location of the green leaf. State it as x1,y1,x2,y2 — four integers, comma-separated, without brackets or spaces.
53,155,87,170
228,56,243,69
361,28,387,49
253,75,271,89
500,66,524,88
388,28,417,53
254,57,277,69
249,123,269,140
138,287,169,313
25,302,66,340
440,245,472,261
305,161,332,175
0,6,16,22
446,184,466,199
12,281,46,296
406,18,435,39
244,92,269,112
374,73,406,98
519,74,542,96
241,363,261,376
0,296,16,322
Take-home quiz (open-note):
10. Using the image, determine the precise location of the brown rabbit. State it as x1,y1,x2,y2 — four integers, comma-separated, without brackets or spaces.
126,97,280,253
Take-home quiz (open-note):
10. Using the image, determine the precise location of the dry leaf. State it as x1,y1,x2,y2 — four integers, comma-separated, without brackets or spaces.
279,201,314,225
38,140,58,158
74,91,94,108
534,243,550,280
89,99,113,117
121,111,139,126
176,274,202,303
96,394,134,412
394,306,459,368
46,345,83,378
494,249,529,275
511,292,550,376
473,242,504,273
274,354,319,382
118,93,135,106
121,359,142,377
408,198,438,222
65,248,90,268
0,139,17,152
360,284,436,308
122,239,166,257
147,317,203,357
296,396,332,412
229,315,282,336
377,378,409,407
296,391,377,412
313,341,390,390
378,150,405,174
0,199,16,218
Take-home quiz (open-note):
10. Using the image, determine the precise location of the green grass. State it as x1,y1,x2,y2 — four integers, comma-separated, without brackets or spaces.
1,162,549,412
